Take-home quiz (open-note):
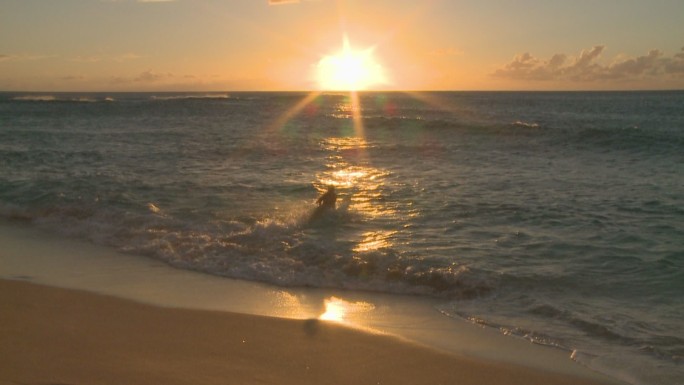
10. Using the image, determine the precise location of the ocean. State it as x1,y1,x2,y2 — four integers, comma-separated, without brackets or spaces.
1,91,682,384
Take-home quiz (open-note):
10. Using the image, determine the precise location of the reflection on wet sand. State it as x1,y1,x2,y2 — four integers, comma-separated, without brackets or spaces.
319,296,376,323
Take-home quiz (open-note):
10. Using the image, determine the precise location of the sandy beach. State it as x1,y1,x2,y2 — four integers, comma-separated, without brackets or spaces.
0,279,623,385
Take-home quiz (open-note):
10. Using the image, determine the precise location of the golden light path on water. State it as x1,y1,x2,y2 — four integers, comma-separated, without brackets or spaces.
263,85,456,324
316,134,397,217
265,87,449,254
353,230,397,253
264,86,408,261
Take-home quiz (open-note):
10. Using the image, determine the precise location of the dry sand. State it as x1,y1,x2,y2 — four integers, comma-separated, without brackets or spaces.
0,279,620,385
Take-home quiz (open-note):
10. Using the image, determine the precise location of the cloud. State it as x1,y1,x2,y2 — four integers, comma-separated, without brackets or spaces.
493,45,684,82
0,53,52,62
574,45,604,69
135,70,172,82
71,52,142,63
102,0,176,3
664,47,684,75
71,55,103,63
117,53,143,61
111,70,174,84
601,49,663,79
269,0,300,4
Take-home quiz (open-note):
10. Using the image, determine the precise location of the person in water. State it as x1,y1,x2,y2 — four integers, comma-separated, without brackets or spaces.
316,185,337,210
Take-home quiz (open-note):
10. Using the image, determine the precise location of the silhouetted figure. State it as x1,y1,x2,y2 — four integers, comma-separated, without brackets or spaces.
316,185,337,210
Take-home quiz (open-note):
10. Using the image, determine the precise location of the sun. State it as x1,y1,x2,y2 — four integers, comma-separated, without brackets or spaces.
316,37,388,91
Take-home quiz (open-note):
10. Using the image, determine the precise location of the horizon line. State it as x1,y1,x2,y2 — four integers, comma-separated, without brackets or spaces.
2,88,683,94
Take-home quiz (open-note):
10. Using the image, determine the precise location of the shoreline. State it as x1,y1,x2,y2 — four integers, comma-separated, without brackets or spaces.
1,279,621,385
0,221,625,384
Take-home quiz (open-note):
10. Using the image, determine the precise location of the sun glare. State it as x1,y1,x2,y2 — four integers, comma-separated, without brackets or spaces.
316,37,387,91
318,296,375,323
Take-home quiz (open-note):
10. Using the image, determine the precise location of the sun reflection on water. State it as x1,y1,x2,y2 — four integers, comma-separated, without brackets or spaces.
310,96,413,280
316,136,398,218
321,136,372,151
353,230,397,252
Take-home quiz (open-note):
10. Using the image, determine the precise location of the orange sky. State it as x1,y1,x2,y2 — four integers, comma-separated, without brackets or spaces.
1,0,683,91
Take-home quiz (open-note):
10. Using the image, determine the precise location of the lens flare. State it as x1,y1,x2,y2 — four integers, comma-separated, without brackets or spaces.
316,36,387,91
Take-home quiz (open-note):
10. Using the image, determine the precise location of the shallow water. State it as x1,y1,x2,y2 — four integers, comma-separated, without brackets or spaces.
1,91,682,384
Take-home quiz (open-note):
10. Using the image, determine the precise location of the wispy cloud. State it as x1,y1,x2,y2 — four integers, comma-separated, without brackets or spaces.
0,53,53,62
0,52,141,65
71,55,103,63
268,0,300,4
135,70,173,82
102,0,176,3
62,75,87,81
111,70,174,84
71,52,142,63
493,46,684,82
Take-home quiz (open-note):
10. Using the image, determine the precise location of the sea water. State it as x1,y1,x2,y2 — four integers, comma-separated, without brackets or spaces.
0,91,682,384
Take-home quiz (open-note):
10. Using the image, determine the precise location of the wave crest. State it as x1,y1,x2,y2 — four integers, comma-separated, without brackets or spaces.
0,202,494,299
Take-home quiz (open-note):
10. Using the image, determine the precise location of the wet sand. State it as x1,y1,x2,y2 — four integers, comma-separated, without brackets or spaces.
0,279,621,385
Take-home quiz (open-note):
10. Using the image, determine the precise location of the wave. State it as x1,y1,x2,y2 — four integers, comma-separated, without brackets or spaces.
359,115,545,134
0,201,495,299
441,296,684,385
150,93,230,101
7,93,232,104
511,120,540,128
357,113,683,158
12,95,58,102
11,95,114,103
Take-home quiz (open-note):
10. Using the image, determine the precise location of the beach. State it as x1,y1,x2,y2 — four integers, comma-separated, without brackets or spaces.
1,278,624,385
0,221,626,385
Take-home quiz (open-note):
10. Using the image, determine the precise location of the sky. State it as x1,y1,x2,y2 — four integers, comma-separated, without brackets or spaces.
1,0,683,91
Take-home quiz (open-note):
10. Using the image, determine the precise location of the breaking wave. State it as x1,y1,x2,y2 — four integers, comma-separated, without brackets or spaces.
0,202,495,300
150,93,231,101
10,95,113,103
